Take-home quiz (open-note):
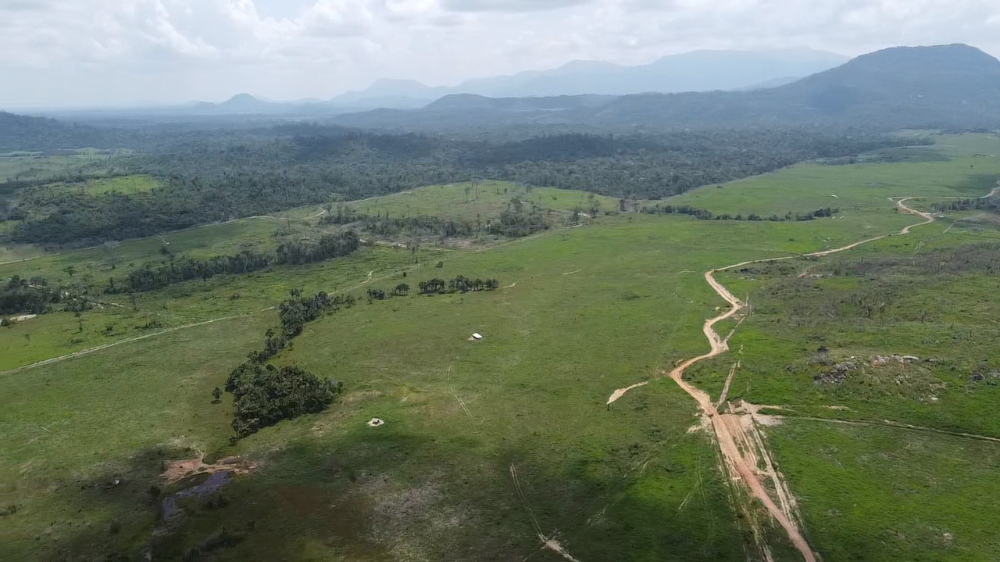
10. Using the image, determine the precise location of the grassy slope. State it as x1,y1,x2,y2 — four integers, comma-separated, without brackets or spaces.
347,180,620,220
2,138,1000,560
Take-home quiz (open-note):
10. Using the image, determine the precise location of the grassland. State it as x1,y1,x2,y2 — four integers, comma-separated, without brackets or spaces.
0,150,111,183
348,180,619,220
41,174,162,196
2,136,1000,561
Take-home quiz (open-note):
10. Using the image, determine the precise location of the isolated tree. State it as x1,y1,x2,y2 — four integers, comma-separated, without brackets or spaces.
212,387,223,404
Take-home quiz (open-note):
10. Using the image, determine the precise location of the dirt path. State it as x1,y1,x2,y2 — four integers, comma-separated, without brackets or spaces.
0,254,51,267
716,360,740,407
608,197,936,561
0,311,273,377
787,416,1000,444
0,263,420,377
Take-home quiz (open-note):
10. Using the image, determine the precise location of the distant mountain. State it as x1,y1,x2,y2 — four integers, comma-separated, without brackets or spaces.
332,44,1000,132
332,49,848,108
590,44,1000,128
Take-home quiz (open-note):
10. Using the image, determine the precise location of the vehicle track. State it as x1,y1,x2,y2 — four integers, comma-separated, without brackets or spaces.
608,197,935,561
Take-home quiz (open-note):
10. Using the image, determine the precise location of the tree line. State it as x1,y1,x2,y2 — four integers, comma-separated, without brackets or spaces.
639,203,841,222
1,276,62,316
323,208,479,238
418,275,501,295
106,231,360,294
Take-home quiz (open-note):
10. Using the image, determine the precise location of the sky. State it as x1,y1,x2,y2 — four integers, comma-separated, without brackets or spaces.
2,0,999,108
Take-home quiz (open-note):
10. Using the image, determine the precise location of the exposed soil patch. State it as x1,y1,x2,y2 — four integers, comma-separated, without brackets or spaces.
162,454,257,486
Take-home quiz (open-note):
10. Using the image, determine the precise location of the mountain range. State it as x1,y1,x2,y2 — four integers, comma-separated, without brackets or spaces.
330,49,848,107
331,44,1000,131
6,43,1000,150
28,48,847,117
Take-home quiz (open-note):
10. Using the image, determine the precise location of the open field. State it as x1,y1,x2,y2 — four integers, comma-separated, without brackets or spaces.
348,180,620,220
2,135,1000,561
0,151,111,183
40,174,162,196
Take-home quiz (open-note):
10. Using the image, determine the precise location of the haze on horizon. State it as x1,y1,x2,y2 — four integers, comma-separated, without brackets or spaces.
3,0,1000,108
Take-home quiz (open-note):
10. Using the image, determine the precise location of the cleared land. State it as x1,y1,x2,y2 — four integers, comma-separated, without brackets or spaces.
2,136,1000,561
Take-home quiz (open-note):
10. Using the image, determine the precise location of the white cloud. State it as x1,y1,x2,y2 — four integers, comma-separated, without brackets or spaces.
1,0,999,107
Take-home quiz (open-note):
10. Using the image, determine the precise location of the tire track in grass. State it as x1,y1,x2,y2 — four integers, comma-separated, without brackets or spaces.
607,197,936,562
0,310,273,377
0,264,425,377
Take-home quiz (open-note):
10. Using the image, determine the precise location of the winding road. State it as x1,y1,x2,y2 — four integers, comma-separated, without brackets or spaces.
608,197,936,561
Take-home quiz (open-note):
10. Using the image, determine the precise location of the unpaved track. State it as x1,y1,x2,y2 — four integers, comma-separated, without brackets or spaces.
0,311,272,377
0,263,420,377
608,197,936,562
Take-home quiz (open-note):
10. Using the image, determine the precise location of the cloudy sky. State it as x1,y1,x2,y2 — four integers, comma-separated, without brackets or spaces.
2,0,999,107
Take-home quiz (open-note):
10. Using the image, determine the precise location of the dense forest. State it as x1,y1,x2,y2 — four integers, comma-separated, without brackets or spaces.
3,125,927,246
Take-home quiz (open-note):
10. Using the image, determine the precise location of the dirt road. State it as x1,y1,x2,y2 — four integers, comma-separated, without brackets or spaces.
608,197,937,561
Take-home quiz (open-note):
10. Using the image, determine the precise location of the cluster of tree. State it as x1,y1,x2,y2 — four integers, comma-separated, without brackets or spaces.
222,288,357,440
324,210,479,239
932,198,998,213
640,204,840,222
276,231,361,265
1,276,62,315
278,290,357,338
224,363,343,439
4,125,926,246
418,276,500,295
486,199,550,237
106,231,360,294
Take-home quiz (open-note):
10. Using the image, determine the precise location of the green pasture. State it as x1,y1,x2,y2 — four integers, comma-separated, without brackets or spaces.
769,421,1000,562
667,134,1000,217
348,180,620,220
0,151,109,182
45,174,161,196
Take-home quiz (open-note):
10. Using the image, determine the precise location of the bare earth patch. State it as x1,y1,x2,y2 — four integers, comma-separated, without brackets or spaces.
162,453,257,485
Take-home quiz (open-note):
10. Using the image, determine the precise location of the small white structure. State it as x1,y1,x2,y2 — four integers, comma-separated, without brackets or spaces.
367,418,385,428
471,333,484,341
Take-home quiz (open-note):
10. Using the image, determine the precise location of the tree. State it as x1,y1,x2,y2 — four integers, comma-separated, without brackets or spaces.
212,387,223,404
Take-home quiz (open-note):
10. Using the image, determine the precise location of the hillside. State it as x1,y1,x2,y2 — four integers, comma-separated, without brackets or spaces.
332,44,1000,132
594,44,1000,128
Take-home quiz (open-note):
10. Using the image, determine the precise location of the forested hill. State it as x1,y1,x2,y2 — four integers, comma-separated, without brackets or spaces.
0,112,128,152
332,44,1000,132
